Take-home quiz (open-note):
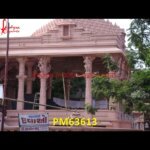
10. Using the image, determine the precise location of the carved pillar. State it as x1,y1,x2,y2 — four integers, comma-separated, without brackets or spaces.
121,60,125,79
83,56,95,106
47,77,52,99
16,57,27,110
116,57,122,79
38,56,51,110
26,62,34,94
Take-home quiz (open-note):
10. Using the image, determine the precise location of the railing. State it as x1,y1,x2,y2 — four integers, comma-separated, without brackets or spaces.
117,112,145,130
132,114,144,130
117,112,134,121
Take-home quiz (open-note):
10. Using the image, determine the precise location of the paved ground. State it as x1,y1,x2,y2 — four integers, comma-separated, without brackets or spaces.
48,126,143,131
3,125,143,131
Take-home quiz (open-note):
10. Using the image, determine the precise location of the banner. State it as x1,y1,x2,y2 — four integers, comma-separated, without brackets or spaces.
18,113,49,131
53,97,108,109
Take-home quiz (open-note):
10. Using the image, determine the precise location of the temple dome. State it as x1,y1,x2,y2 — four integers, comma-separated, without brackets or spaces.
31,19,125,37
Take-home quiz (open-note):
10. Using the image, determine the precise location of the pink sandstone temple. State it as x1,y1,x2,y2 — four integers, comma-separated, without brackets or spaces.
0,19,143,131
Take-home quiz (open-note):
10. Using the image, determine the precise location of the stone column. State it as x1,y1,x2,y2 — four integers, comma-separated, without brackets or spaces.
47,77,52,99
26,62,34,94
116,57,122,79
83,56,95,106
16,57,27,110
121,61,125,79
38,56,51,110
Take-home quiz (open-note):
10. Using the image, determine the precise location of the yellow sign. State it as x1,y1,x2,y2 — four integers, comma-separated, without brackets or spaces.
52,117,97,126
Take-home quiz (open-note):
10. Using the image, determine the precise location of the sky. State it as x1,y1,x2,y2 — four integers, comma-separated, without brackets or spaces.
0,19,132,45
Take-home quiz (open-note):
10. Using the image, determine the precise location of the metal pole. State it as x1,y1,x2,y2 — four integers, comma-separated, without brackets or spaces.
4,97,74,112
1,19,9,131
62,73,67,108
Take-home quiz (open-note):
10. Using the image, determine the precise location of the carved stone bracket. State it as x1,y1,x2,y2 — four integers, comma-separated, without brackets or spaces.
83,56,95,73
38,56,51,74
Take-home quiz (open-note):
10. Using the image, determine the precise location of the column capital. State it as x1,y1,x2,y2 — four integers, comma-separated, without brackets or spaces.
38,56,51,73
17,57,27,63
83,56,95,62
83,56,95,73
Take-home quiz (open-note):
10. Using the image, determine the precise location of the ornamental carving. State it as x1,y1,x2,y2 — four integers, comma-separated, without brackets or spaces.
83,56,95,72
38,56,51,73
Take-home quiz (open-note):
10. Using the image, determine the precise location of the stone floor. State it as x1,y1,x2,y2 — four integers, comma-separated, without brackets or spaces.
3,125,143,131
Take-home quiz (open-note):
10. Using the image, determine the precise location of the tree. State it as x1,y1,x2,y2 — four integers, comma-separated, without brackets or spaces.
128,19,150,67
102,54,118,72
125,49,138,70
113,70,150,116
92,69,150,115
92,54,119,109
92,77,113,101
130,70,150,114
92,78,118,109
127,19,150,123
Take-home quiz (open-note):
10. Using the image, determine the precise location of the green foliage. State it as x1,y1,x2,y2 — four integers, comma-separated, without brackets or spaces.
92,77,114,100
92,76,122,101
84,103,97,115
92,55,119,101
52,77,85,99
117,70,150,114
92,70,150,114
128,19,150,67
125,49,138,70
124,19,150,115
52,78,64,99
32,78,40,94
70,78,85,99
102,54,118,72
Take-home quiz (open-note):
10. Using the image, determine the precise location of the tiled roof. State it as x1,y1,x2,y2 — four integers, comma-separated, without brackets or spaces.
32,19,125,37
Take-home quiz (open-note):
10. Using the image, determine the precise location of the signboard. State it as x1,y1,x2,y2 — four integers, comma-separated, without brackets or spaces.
18,113,49,131
0,84,4,99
